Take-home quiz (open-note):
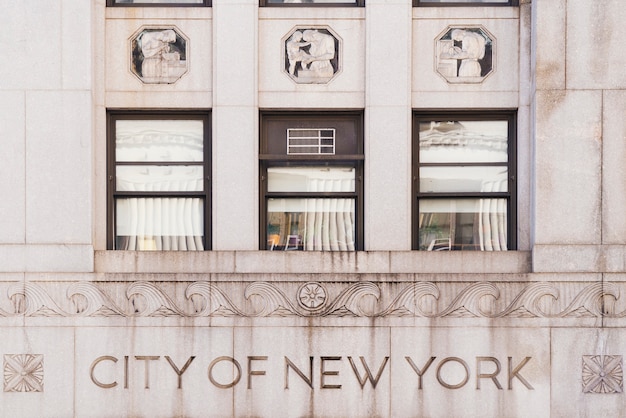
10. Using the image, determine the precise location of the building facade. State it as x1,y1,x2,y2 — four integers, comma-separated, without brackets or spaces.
1,0,625,416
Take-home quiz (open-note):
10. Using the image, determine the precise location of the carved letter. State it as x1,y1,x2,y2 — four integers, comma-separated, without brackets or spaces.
247,356,268,389
508,357,534,390
165,356,195,389
208,356,242,389
285,356,314,389
320,357,342,389
405,356,436,390
124,356,129,389
476,357,502,390
135,356,160,389
90,356,118,389
436,357,470,389
348,356,389,389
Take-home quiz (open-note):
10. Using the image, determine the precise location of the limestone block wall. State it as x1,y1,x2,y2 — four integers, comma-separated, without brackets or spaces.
2,0,626,416
532,0,626,272
0,0,94,273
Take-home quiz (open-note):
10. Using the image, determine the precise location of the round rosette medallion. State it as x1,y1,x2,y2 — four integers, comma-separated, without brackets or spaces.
297,282,328,312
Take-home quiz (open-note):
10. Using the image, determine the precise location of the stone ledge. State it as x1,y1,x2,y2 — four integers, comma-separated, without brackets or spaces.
532,245,626,273
95,250,531,274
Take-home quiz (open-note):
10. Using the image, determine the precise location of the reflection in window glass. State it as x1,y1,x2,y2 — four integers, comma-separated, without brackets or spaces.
419,166,507,193
418,198,507,251
414,113,515,251
116,198,204,251
267,0,356,3
116,120,204,162
419,120,507,163
419,0,509,3
267,198,355,251
268,167,355,192
114,0,204,3
109,113,209,251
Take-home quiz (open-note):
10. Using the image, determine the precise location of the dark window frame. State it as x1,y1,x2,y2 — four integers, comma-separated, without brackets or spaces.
106,0,211,7
260,0,364,7
414,0,517,6
259,110,364,251
412,110,517,250
106,110,212,250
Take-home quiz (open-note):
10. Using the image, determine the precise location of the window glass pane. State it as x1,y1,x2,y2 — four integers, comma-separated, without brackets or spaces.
419,166,508,193
116,198,204,251
116,165,204,192
114,0,204,3
268,167,355,192
419,0,508,3
267,0,356,3
419,198,507,251
419,120,507,163
267,198,355,251
116,120,204,162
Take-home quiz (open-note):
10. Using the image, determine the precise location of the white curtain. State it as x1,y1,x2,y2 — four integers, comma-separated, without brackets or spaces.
301,176,355,251
116,167,204,251
478,179,507,251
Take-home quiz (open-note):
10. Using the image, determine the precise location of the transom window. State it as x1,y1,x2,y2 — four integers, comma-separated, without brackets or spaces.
106,0,210,6
107,111,211,251
260,111,364,251
412,111,516,251
261,0,364,6
414,0,517,6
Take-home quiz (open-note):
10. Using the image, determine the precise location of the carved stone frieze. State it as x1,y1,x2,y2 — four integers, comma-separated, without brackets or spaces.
0,280,622,319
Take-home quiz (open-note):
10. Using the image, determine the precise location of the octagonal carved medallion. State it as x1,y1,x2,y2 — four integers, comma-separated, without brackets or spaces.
436,26,494,84
131,26,188,84
283,26,341,84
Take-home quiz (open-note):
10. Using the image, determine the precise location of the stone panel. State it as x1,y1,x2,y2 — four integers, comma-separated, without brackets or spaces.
390,327,549,418
532,0,566,90
602,91,626,244
0,327,74,418
212,107,258,250
0,92,25,244
533,90,602,245
412,15,519,95
258,12,365,101
62,0,92,90
25,91,93,245
551,328,626,417
232,327,391,418
75,327,234,418
566,0,626,89
105,16,212,96
0,2,62,90
365,107,411,251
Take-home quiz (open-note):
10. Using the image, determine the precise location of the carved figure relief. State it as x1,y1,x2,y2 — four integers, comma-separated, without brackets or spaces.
582,355,623,394
436,26,494,84
131,27,188,84
4,354,44,392
283,27,341,84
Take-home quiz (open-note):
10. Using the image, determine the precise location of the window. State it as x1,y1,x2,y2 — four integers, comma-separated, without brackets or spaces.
412,111,516,251
106,0,210,7
260,111,364,251
414,0,517,6
107,111,211,250
261,0,364,7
